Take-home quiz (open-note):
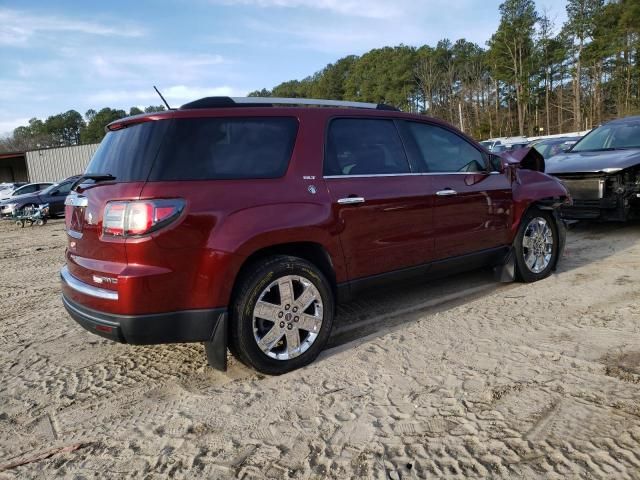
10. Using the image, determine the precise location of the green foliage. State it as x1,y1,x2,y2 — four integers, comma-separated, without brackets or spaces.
0,105,171,152
248,88,272,97
313,56,358,100
345,46,417,109
144,105,166,113
44,110,85,146
80,108,127,144
1,1,639,154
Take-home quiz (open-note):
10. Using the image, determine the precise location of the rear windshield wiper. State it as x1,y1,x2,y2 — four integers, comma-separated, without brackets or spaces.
70,173,116,191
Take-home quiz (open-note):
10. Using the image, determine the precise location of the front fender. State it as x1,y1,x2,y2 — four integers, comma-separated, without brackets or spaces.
511,169,571,239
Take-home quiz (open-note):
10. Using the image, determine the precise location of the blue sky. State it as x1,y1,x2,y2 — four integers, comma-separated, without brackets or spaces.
0,0,567,135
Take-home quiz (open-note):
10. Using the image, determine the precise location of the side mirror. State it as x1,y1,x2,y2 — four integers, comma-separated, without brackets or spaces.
489,154,503,172
499,147,545,173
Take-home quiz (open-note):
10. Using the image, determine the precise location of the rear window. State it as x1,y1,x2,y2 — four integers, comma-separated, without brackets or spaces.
149,117,298,181
85,121,169,182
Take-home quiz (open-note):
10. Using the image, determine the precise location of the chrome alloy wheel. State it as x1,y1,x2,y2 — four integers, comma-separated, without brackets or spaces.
522,217,554,274
252,275,324,360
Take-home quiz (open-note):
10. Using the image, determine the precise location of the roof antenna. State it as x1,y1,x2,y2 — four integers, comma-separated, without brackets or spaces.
153,85,172,110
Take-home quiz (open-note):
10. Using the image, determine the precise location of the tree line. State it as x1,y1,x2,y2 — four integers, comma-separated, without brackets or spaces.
0,105,165,153
249,0,639,139
1,0,637,153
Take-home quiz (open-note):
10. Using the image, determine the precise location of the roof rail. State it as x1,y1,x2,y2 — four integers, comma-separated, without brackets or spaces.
180,96,399,111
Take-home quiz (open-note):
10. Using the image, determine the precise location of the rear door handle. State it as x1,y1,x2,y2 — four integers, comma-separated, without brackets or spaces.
338,196,366,205
436,189,457,196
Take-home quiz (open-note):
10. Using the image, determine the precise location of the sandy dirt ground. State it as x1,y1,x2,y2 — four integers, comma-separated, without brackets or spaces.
0,218,639,479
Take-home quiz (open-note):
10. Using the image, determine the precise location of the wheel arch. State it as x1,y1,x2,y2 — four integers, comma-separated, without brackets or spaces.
514,199,567,272
229,241,338,311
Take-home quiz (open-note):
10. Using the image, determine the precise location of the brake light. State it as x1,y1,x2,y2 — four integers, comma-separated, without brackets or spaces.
102,199,185,237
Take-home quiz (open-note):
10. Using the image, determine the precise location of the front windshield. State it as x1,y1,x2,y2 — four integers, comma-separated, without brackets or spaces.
572,121,640,152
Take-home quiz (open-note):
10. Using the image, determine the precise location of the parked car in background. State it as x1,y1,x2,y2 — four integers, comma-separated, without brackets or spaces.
528,137,580,159
0,176,79,217
505,142,530,151
480,137,529,153
547,115,640,221
0,182,53,201
0,182,27,197
60,97,568,375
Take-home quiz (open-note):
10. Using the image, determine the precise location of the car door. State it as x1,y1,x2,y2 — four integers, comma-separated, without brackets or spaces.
45,181,74,215
324,117,435,281
398,120,513,260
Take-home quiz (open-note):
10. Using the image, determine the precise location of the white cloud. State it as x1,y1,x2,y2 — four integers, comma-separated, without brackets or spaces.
88,85,247,106
212,0,403,18
245,16,425,55
87,53,226,81
0,8,144,46
0,117,31,136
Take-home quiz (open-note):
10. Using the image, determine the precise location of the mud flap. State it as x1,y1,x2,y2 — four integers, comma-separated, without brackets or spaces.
493,247,515,282
204,312,228,371
552,210,567,271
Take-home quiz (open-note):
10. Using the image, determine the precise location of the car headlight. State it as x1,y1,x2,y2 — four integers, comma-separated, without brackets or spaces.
2,203,17,212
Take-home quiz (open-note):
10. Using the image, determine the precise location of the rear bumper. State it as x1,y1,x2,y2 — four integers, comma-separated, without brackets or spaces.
62,294,226,345
60,265,227,344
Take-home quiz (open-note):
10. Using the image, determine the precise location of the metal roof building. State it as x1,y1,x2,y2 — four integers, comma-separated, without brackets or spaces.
26,144,99,182
0,143,99,183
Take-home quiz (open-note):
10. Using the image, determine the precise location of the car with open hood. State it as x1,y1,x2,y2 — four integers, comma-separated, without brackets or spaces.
546,115,640,221
528,137,580,160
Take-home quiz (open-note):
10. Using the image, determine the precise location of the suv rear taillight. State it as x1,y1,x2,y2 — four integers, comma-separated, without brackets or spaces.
102,199,185,237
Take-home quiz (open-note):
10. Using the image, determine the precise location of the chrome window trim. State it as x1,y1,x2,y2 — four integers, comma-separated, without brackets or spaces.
60,265,118,301
324,171,502,179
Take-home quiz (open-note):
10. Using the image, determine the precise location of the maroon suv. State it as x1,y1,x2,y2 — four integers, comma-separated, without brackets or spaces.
61,97,569,374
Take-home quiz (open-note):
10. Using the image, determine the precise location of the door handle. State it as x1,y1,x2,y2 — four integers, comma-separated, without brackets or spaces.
338,196,365,205
436,189,457,196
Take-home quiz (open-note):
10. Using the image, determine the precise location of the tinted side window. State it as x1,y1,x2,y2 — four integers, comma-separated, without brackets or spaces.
17,185,37,194
55,182,74,195
403,122,487,173
150,117,298,181
325,119,410,176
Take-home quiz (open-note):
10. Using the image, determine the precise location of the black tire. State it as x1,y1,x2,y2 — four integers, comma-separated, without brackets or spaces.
230,255,334,375
514,208,559,283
